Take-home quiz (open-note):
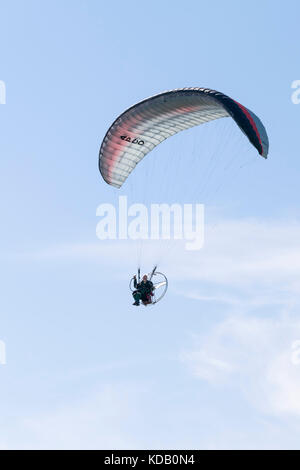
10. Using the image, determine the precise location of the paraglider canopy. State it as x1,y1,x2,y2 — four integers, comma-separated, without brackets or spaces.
99,87,269,188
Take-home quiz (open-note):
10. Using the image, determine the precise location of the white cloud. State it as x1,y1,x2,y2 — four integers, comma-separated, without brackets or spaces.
11,217,300,421
177,217,300,419
181,349,235,383
172,218,300,287
0,384,142,450
181,315,300,417
14,217,300,281
12,216,300,306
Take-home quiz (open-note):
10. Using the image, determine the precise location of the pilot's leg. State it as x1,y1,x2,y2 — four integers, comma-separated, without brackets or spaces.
132,290,141,306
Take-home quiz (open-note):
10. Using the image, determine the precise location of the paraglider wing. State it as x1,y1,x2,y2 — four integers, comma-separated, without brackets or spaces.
99,88,269,188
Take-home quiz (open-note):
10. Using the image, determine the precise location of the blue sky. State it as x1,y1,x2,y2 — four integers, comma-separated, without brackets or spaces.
0,0,300,449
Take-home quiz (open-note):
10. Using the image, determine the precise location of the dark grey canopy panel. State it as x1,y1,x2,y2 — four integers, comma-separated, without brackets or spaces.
99,88,269,188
